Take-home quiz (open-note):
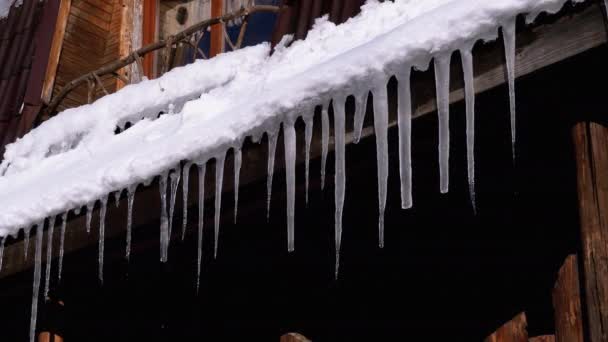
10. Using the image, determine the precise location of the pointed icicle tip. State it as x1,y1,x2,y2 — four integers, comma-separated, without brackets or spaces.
502,18,517,162
284,120,297,253
434,53,452,194
214,154,226,259
320,102,330,190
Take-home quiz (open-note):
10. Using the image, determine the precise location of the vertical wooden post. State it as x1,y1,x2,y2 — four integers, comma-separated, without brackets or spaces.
552,254,584,342
41,0,71,104
572,122,608,342
484,312,528,342
209,0,224,57
142,0,157,78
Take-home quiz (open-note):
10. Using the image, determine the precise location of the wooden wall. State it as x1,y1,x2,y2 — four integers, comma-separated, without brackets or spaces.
52,0,123,111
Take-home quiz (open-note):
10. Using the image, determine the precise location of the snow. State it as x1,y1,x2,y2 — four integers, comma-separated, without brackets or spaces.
0,0,21,20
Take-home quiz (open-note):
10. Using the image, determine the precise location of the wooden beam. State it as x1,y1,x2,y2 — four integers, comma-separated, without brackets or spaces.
552,254,584,342
209,0,224,57
572,122,608,342
484,312,528,342
41,0,72,104
529,336,555,342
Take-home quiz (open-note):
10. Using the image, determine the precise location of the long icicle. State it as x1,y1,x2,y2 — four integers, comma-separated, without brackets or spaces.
214,153,225,259
284,120,297,252
0,237,4,273
168,169,181,239
304,114,313,206
333,96,346,278
234,148,242,223
44,216,56,299
397,68,413,210
353,91,369,144
197,163,206,293
126,185,136,260
434,54,451,194
58,212,67,282
159,172,169,262
503,18,517,160
30,222,44,342
461,47,477,212
373,81,389,248
320,102,330,190
266,133,278,220
24,226,31,260
98,196,107,283
181,162,192,240
85,202,93,233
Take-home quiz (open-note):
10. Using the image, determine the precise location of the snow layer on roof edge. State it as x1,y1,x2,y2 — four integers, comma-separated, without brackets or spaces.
0,0,585,236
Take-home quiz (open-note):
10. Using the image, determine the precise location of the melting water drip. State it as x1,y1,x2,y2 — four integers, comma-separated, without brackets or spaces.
353,91,369,143
98,196,107,283
182,163,192,240
85,203,93,233
214,154,225,259
434,54,451,194
503,19,517,160
114,190,121,208
372,81,389,248
24,227,31,259
284,121,297,252
397,68,413,210
320,103,330,190
304,114,313,206
168,169,181,238
461,47,477,212
0,237,4,273
333,97,346,278
44,216,56,299
197,163,206,293
266,133,278,220
30,222,44,342
159,172,169,263
58,212,67,282
234,149,242,223
126,185,136,260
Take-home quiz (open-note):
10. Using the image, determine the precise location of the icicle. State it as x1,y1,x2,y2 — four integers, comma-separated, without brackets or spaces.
266,133,278,220
58,212,67,282
114,190,121,208
44,216,56,299
397,68,413,210
320,103,330,190
353,91,369,144
168,168,181,238
126,185,136,260
284,120,297,252
85,202,93,233
30,222,43,342
214,154,225,259
181,163,192,241
434,53,451,194
333,96,346,278
461,47,477,212
503,19,517,160
234,148,242,223
196,163,206,293
0,237,4,273
24,226,31,259
304,114,313,206
159,172,169,263
372,80,389,248
98,196,107,283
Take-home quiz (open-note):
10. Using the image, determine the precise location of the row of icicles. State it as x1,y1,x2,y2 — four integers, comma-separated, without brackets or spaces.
0,18,518,342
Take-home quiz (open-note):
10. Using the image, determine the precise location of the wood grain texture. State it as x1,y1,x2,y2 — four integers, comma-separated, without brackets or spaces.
280,333,311,342
552,254,584,342
41,0,72,104
529,336,555,342
484,312,528,342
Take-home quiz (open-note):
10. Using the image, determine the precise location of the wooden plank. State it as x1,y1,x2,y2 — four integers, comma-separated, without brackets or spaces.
529,336,555,342
209,0,223,57
484,312,528,342
552,254,584,342
42,0,72,104
572,122,608,342
69,6,112,31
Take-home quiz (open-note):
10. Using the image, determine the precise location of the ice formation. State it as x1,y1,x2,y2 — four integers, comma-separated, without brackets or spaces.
333,96,346,277
213,154,225,258
461,45,477,211
266,132,278,220
196,164,206,293
284,121,297,252
58,212,67,281
44,216,55,299
182,162,193,240
234,149,242,223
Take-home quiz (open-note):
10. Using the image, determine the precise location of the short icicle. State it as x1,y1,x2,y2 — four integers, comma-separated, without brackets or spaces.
24,226,31,259
266,133,278,220
181,163,192,240
353,91,369,143
373,80,389,248
503,18,517,160
114,190,121,208
85,203,93,233
44,216,56,299
196,163,206,293
461,46,477,212
397,68,413,210
333,96,346,278
0,237,4,273
58,212,67,282
98,196,108,283
30,222,44,342
320,102,330,190
168,168,181,238
284,120,297,252
304,114,313,205
234,148,242,223
159,172,170,262
214,153,226,258
126,185,136,260
434,53,452,194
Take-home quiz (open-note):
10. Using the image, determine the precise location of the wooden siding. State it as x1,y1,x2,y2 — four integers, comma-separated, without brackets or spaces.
52,0,123,111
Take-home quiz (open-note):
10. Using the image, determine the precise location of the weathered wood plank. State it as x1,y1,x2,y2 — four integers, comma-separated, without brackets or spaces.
552,254,584,342
41,0,72,104
485,312,528,342
529,336,555,342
